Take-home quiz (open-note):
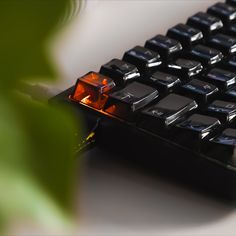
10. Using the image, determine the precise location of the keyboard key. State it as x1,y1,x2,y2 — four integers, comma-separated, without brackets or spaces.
205,68,236,90
190,45,224,66
141,94,198,126
145,35,183,61
71,72,116,109
227,23,236,35
206,100,236,123
187,12,223,37
207,128,236,165
227,0,236,7
224,56,236,72
178,79,219,104
174,114,221,148
100,59,140,86
225,85,236,101
105,82,158,119
167,23,203,49
123,46,162,73
207,2,236,25
167,58,203,79
145,71,181,93
208,33,236,56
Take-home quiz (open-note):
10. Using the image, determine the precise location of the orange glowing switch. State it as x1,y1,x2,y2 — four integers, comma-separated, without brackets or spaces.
71,72,116,109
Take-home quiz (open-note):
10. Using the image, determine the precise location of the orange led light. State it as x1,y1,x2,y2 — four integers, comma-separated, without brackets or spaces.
71,72,116,109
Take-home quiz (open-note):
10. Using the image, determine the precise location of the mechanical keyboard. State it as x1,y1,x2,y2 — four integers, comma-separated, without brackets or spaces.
52,0,236,197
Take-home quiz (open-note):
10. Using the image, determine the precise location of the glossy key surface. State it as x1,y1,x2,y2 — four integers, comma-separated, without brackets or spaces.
205,68,236,90
167,58,203,79
208,33,236,56
174,114,221,147
145,71,181,93
123,46,162,73
100,59,140,86
105,82,158,119
167,23,203,49
208,128,236,166
225,85,236,100
227,23,236,35
178,79,219,104
145,35,183,61
225,56,236,72
187,12,223,37
190,45,224,66
206,100,236,123
141,94,198,126
207,2,236,25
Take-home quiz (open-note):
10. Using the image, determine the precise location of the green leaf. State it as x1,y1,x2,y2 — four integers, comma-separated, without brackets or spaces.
0,94,79,232
0,0,80,233
0,0,68,89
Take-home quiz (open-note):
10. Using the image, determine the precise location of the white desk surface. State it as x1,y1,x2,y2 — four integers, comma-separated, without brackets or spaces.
52,1,236,235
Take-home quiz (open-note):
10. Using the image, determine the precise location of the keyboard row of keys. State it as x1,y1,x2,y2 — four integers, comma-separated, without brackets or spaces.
70,1,236,166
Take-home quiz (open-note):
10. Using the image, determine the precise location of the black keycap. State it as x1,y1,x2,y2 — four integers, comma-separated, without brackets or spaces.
207,2,236,25
175,114,221,147
205,68,236,90
167,23,203,49
145,35,183,61
208,33,236,56
224,56,236,72
123,46,162,73
146,71,181,93
105,82,158,119
190,45,224,66
206,100,236,123
227,0,236,7
207,128,236,165
100,59,140,86
225,85,236,101
178,79,219,104
141,94,198,126
227,23,236,35
187,12,223,37
167,58,203,80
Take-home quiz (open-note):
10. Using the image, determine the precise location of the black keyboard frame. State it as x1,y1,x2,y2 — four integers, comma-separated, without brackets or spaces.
51,1,236,198
51,88,236,198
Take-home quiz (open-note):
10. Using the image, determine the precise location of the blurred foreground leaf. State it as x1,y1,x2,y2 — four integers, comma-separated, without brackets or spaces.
0,0,79,234
0,95,77,232
0,0,67,89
